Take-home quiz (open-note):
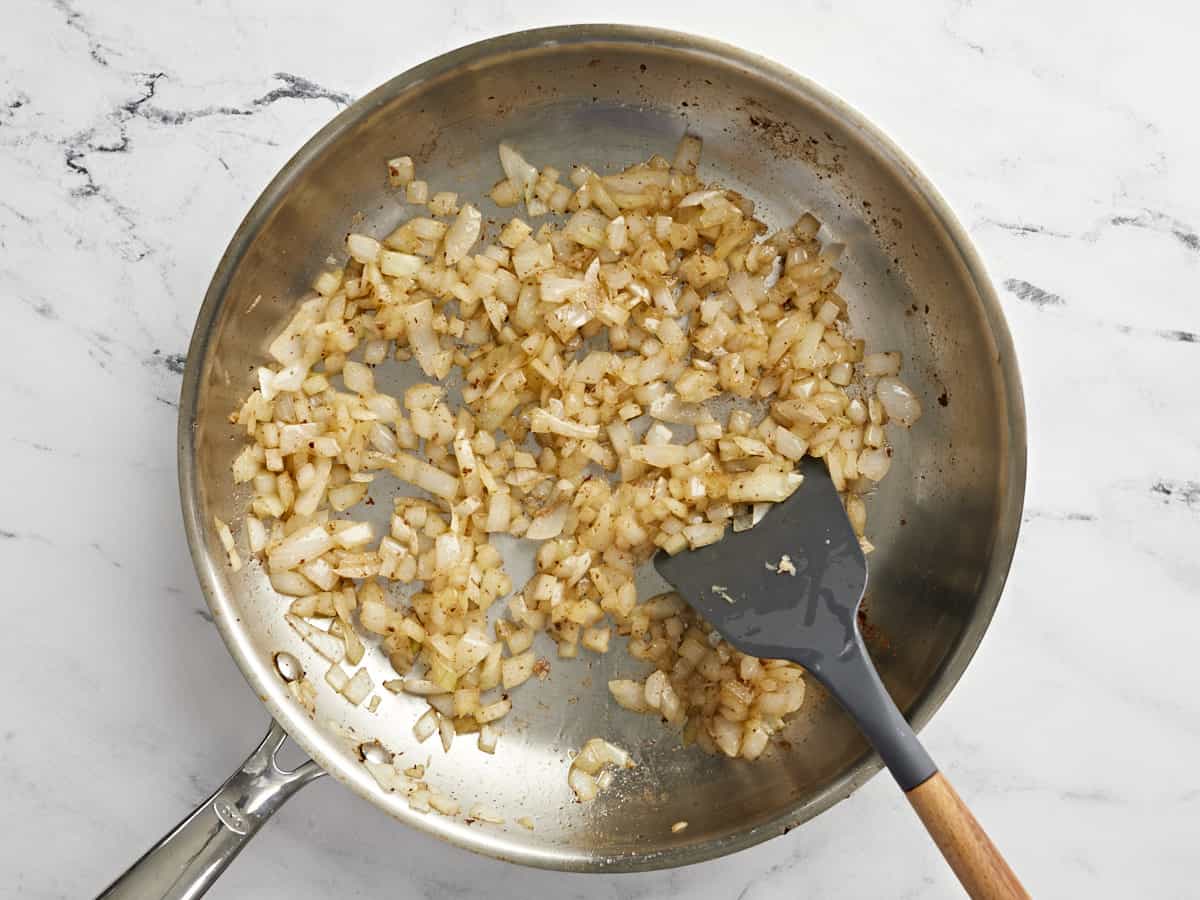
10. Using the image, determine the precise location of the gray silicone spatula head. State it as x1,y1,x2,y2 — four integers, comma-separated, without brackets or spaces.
655,454,935,792
655,457,1027,895
654,455,867,673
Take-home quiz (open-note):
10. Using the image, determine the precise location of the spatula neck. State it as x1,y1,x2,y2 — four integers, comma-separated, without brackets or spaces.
806,633,937,791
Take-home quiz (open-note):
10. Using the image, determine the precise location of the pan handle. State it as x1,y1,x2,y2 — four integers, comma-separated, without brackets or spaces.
97,720,324,900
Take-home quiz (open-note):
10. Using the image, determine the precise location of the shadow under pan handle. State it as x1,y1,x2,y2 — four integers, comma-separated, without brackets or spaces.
97,721,324,900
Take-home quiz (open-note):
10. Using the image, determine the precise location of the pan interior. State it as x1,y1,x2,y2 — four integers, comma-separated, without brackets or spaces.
183,26,1023,871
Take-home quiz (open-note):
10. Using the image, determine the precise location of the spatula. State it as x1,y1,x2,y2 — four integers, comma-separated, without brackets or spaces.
655,456,1028,900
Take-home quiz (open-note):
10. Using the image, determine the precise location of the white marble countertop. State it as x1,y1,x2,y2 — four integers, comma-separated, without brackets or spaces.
3,1,1197,897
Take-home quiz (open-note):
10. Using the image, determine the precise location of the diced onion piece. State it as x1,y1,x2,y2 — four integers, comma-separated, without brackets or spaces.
630,444,690,467
568,767,598,802
444,204,482,265
380,249,423,277
388,452,460,500
863,352,902,377
436,533,461,570
429,191,459,216
232,446,259,483
313,270,342,297
678,189,722,207
342,667,373,706
245,515,267,554
683,521,725,549
672,133,702,175
387,156,414,187
501,651,536,689
299,556,338,591
400,300,445,379
429,792,459,816
859,447,893,481
346,233,381,264
741,719,769,760
490,179,519,206
530,407,600,440
475,697,512,724
525,504,567,541
773,427,808,461
214,516,242,571
581,625,610,653
454,630,492,673
401,678,446,696
406,180,428,204
333,520,374,549
268,525,335,572
438,713,455,752
270,570,317,597
325,663,349,693
479,643,502,691
485,491,511,532
478,723,500,754
572,738,632,774
649,392,712,425
285,614,345,662
608,679,649,712
365,760,410,793
876,376,923,426
563,209,608,249
539,274,587,304
727,467,804,503
413,708,438,742
569,737,633,800
499,143,538,205
329,482,369,512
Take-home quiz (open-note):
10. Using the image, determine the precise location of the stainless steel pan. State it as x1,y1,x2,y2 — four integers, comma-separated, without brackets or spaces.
101,24,1026,898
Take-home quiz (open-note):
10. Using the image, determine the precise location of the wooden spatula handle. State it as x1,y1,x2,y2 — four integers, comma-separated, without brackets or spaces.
906,772,1029,899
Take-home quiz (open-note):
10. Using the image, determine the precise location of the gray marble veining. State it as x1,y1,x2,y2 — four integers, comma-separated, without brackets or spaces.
2,1,1197,897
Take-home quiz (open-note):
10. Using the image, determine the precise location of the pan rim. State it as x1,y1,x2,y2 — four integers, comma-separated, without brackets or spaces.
178,23,1027,873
